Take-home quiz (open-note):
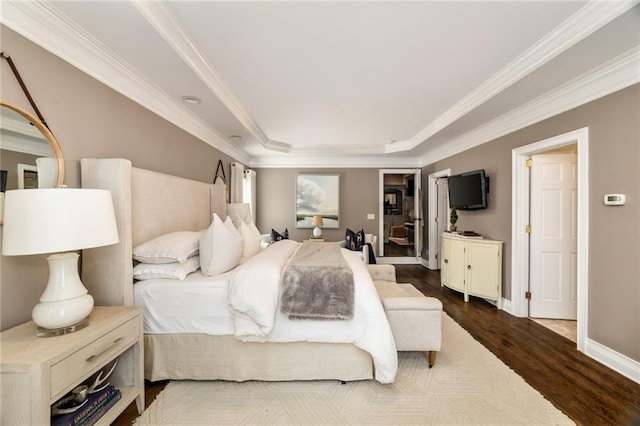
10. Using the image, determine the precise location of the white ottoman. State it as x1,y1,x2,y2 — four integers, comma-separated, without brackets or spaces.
368,264,443,367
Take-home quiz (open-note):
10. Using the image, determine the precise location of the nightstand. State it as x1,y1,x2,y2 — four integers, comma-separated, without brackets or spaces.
0,306,144,425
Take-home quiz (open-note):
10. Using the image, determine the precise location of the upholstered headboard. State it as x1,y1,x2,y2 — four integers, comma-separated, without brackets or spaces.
80,158,226,306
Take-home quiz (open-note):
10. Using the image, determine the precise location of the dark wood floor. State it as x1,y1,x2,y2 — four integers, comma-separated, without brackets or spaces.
383,241,415,257
114,264,640,425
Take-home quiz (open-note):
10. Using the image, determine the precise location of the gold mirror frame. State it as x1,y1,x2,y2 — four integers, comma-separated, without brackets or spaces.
0,99,65,187
1,100,65,224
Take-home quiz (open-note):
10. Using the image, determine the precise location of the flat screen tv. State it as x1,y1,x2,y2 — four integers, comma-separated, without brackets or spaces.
448,169,488,210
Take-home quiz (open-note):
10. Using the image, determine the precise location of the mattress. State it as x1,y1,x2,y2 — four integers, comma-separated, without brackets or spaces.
133,269,235,335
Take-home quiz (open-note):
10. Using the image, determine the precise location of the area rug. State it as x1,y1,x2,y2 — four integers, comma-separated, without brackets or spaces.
135,314,573,425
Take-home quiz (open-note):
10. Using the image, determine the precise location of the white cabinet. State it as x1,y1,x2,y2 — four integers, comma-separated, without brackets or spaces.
440,233,503,308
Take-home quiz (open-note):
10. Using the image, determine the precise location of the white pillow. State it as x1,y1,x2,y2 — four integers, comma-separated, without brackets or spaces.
200,214,243,276
133,231,203,264
133,256,200,281
237,220,262,263
248,220,261,236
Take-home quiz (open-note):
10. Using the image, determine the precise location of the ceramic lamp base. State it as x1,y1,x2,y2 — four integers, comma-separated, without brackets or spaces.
313,226,322,237
31,252,94,336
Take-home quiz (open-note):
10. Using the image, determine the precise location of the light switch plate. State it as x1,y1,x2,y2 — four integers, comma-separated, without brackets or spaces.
367,213,375,220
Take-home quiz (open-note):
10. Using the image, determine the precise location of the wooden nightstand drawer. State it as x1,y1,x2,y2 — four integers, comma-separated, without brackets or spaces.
50,317,139,399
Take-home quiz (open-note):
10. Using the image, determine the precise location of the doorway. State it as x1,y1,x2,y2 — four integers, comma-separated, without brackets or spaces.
511,127,589,352
427,168,451,270
378,169,422,264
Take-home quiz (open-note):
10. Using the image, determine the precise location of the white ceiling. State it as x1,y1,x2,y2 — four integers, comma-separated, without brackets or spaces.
2,1,639,167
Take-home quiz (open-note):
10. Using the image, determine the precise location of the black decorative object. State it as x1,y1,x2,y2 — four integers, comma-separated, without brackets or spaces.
1,170,7,192
271,228,289,242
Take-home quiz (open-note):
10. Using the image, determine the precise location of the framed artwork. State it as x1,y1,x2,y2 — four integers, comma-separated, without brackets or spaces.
18,164,38,189
295,174,339,228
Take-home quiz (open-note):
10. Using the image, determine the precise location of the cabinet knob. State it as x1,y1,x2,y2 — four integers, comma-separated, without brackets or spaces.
467,265,471,270
444,259,448,263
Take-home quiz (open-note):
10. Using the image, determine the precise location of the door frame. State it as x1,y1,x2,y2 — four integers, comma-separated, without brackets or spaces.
379,168,422,264
511,127,589,352
427,168,451,270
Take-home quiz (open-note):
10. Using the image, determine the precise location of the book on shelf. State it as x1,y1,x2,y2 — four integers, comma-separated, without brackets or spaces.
78,389,121,426
52,384,120,426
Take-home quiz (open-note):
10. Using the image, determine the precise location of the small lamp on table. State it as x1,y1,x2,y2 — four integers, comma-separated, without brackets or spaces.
2,187,119,337
311,215,324,238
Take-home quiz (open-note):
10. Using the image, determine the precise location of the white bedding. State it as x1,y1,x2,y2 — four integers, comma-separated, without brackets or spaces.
229,240,398,383
134,269,236,335
134,240,398,384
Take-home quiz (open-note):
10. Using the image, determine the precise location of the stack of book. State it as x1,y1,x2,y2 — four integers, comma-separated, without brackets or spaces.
308,236,325,242
52,384,121,426
460,231,483,238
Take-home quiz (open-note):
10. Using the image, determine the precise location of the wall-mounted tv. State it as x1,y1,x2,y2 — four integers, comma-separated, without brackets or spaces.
448,169,489,210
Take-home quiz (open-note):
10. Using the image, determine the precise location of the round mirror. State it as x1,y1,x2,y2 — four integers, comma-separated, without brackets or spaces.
0,100,65,193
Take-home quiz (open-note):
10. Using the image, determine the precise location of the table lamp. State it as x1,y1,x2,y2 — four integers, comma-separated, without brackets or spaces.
311,215,324,238
2,187,119,337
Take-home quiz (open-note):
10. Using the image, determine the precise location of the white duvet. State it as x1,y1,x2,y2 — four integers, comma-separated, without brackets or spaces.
228,240,398,383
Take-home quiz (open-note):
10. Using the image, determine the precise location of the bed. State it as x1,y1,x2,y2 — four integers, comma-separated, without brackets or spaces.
80,159,397,384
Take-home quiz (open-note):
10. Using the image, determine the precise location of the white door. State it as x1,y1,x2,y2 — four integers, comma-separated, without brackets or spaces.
436,178,449,268
529,153,577,319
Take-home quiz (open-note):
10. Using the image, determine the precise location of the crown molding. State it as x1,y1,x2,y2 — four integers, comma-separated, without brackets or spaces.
132,2,285,154
2,1,637,169
2,136,52,157
386,0,639,154
1,1,251,164
248,153,420,169
419,46,640,166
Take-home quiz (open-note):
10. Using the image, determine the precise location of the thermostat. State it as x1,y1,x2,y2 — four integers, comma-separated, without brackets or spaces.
603,194,626,206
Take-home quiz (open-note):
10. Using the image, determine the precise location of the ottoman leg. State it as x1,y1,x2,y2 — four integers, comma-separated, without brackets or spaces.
426,351,437,368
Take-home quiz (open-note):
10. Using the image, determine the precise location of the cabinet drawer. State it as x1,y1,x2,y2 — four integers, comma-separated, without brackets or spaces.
50,317,139,399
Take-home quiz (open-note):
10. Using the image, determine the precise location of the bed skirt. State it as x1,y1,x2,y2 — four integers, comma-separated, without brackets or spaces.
144,334,374,382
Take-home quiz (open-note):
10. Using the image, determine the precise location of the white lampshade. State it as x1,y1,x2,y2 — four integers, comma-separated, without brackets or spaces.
311,215,324,227
2,188,119,336
2,188,119,255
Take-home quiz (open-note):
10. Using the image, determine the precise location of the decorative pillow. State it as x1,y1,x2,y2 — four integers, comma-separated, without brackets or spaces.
345,228,365,251
133,231,203,264
200,214,243,276
356,229,366,250
248,220,261,236
237,220,262,263
271,228,289,242
133,256,200,281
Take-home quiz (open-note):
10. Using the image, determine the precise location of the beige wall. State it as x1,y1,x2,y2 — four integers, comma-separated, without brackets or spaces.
431,84,639,362
255,168,379,242
2,24,637,365
0,26,240,330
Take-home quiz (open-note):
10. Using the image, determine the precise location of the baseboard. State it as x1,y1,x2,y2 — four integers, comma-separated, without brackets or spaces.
585,338,640,385
420,258,431,269
501,298,513,314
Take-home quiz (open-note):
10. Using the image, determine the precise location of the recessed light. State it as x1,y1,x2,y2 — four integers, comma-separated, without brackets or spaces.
181,95,201,105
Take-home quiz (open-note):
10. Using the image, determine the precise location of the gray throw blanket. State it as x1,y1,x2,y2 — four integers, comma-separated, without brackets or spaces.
281,242,354,320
